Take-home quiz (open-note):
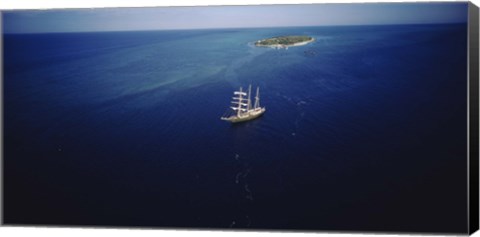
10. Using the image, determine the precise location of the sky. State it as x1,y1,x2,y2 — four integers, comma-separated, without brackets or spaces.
2,2,468,33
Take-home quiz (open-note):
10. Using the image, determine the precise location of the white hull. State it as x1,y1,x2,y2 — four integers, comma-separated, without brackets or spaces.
221,108,265,123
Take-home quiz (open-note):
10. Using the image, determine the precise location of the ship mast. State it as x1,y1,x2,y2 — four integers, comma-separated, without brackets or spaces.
248,85,252,111
232,87,248,117
254,87,260,109
237,87,243,117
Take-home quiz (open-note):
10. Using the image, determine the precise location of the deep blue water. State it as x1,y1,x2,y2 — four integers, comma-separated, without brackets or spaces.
3,24,468,233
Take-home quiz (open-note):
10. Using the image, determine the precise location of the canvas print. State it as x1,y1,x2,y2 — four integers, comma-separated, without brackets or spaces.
2,2,478,234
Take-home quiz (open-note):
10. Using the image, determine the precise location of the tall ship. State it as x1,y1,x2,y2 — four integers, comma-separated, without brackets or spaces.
221,85,266,123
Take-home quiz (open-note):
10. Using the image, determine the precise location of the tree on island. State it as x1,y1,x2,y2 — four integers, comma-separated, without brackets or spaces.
255,35,314,47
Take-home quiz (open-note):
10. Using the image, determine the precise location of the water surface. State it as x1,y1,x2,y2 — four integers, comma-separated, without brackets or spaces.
4,24,468,233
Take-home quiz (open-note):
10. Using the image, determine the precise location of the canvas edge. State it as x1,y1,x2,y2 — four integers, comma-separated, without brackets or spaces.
468,1,480,235
0,2,477,235
0,10,4,227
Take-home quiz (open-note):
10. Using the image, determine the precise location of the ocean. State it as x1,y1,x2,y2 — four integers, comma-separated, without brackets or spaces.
3,24,468,233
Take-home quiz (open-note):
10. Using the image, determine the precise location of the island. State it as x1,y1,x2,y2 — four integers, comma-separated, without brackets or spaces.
255,35,314,48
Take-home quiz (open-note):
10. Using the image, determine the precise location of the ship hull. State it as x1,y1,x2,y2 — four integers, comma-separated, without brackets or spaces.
221,108,266,123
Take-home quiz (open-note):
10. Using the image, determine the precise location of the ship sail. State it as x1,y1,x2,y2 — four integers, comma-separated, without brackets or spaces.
221,84,266,123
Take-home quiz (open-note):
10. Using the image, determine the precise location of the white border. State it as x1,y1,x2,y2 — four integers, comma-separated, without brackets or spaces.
0,1,479,237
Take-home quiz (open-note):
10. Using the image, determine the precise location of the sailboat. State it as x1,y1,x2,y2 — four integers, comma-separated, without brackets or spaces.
221,85,266,123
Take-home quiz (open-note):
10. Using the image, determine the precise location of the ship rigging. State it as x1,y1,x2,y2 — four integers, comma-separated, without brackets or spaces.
221,85,266,123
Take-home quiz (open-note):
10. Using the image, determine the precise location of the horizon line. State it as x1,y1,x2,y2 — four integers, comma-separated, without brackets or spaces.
3,21,467,35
